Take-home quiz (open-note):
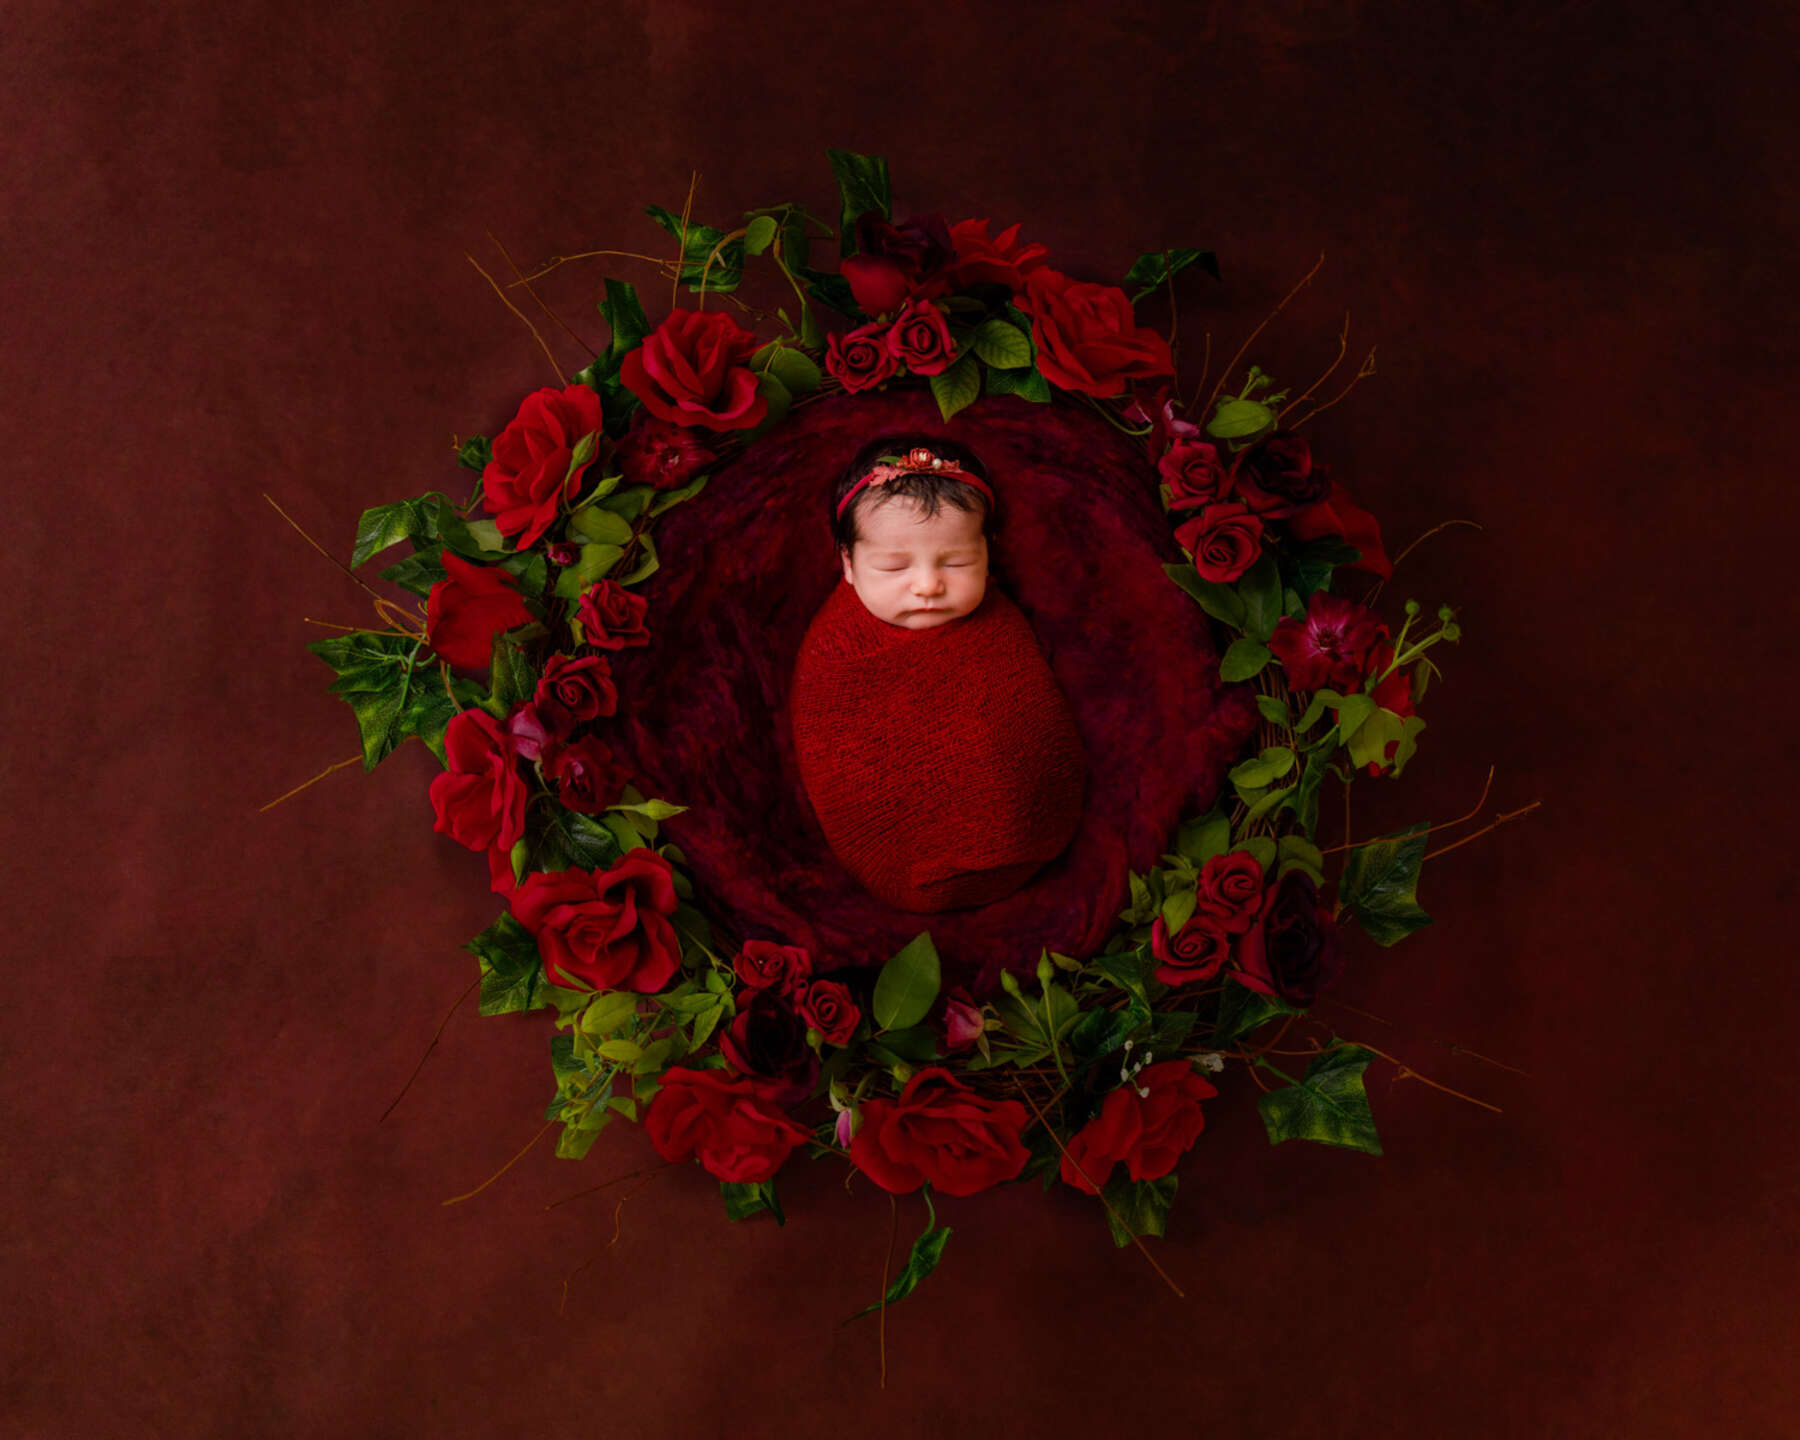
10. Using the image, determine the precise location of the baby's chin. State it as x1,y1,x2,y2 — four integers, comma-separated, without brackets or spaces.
893,609,963,629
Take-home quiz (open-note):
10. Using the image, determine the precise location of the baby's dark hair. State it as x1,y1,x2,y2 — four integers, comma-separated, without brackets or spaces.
831,434,996,552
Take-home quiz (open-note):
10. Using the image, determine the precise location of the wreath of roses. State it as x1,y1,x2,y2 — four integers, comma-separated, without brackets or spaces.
304,150,1489,1308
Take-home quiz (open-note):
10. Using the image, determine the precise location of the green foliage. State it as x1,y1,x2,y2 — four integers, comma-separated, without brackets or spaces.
1339,822,1433,946
1231,745,1296,791
467,912,560,1016
487,625,541,713
307,631,452,770
1101,1172,1178,1247
352,495,446,569
1206,398,1277,441
847,1192,951,1321
1124,247,1219,302
1257,1046,1383,1155
1220,638,1271,682
1164,563,1246,628
456,436,492,473
743,215,778,256
644,205,745,294
1237,555,1285,641
983,361,1052,403
721,1179,785,1224
825,148,891,256
873,933,941,1032
1212,980,1296,1046
971,319,1032,369
1285,535,1361,598
928,353,981,421
752,342,822,396
598,279,651,365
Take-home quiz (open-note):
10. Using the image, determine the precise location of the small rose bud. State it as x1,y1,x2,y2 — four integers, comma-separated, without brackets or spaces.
1036,953,1055,988
547,542,580,567
1000,971,1025,1000
835,1107,857,1148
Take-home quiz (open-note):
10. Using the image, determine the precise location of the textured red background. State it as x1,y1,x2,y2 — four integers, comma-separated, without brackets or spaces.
6,2,1796,1436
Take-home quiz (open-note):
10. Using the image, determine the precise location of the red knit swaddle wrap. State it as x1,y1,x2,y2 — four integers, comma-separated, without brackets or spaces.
789,579,1086,913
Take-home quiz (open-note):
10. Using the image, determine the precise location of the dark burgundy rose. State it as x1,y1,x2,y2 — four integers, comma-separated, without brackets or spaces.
883,298,956,376
825,321,900,394
533,653,618,735
505,701,552,762
1235,871,1345,1007
1149,912,1232,986
1195,849,1265,933
1289,480,1393,578
545,542,580,567
935,987,985,1053
947,217,1050,294
613,413,717,492
720,997,819,1105
796,978,861,1046
732,940,813,997
1159,439,1233,510
575,579,650,651
1268,591,1390,692
839,211,955,316
1173,502,1264,583
1232,432,1332,517
543,734,629,814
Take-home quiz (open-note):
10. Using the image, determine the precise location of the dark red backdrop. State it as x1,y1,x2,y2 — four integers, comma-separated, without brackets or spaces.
7,2,1796,1435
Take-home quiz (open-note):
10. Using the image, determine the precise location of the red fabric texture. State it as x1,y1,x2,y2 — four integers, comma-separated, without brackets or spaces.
789,579,1086,913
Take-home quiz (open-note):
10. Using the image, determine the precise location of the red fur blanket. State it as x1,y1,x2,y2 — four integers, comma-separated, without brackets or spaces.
790,580,1086,913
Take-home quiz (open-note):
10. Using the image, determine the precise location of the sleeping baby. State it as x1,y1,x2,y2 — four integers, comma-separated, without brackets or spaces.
788,435,1086,913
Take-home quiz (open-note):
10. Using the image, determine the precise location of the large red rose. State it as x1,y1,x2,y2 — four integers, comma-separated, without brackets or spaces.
532,653,617,735
1235,871,1345,1006
1149,912,1232,986
1058,1060,1219,1195
543,734,629,814
947,217,1050,294
825,321,899,394
850,1067,1030,1197
644,1067,811,1184
428,708,526,853
1195,849,1266,933
619,308,767,432
574,579,651,651
481,384,604,546
1159,439,1233,510
883,298,956,376
1289,480,1393,579
1232,432,1331,518
508,850,681,993
612,412,718,491
1173,502,1264,583
425,551,532,672
1014,268,1174,398
1268,591,1390,692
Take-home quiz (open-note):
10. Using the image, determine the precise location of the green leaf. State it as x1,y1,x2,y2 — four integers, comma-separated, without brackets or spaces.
456,437,492,473
721,1179,785,1224
487,625,539,712
1123,247,1219,302
569,506,633,546
307,631,428,770
596,279,650,365
467,913,558,1016
1335,692,1377,744
607,798,688,821
1286,535,1362,598
1238,783,1295,829
743,215,778,256
1088,948,1157,1008
877,1024,938,1064
1206,398,1277,441
1175,810,1232,866
1277,835,1326,884
1339,822,1432,946
644,205,745,294
1230,745,1296,790
752,342,823,396
1101,1172,1178,1247
1067,1000,1149,1063
580,990,640,1036
1164,563,1247,629
595,484,656,523
1220,638,1271,682
351,495,445,569
971,319,1032,369
751,370,793,435
617,532,660,587
847,1192,950,1320
1256,694,1290,725
1237,555,1284,641
825,148,890,256
873,932,941,1032
983,361,1052,403
379,550,445,597
1257,1046,1383,1155
1240,836,1278,874
927,353,981,421
1213,979,1297,1045
799,264,862,320
528,806,624,874
649,471,709,517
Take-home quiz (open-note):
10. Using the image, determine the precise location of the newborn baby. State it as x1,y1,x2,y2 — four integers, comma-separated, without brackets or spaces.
789,435,1086,913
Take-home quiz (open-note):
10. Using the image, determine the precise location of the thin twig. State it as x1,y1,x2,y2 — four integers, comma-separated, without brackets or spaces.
379,974,480,1123
441,1120,555,1206
672,170,699,313
1319,765,1494,857
256,754,364,813
487,230,597,360
543,1161,678,1212
1203,252,1325,420
1423,802,1541,862
879,1192,898,1389
510,249,685,286
1284,345,1377,429
1277,309,1351,423
467,252,564,385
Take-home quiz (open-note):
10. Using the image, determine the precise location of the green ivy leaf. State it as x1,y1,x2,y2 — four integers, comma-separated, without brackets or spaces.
456,437,492,473
487,625,540,712
721,1179,785,1224
380,550,445,597
971,319,1032,369
1219,638,1271,682
1277,835,1326,884
306,631,428,770
847,1192,950,1320
928,352,981,421
1213,979,1297,1046
984,361,1052,403
467,913,558,1016
1230,745,1296,790
1101,1172,1178,1247
1285,535,1362,598
351,495,446,569
1339,822,1432,946
873,933,941,1032
1164,563,1247,629
1088,948,1157,1008
596,279,650,365
1123,247,1219,302
1257,1046,1383,1155
825,148,890,257
644,205,745,294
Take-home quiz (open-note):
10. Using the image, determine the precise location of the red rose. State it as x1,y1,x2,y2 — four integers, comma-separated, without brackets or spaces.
797,978,861,1046
838,212,955,316
719,997,818,1105
508,850,681,993
1268,591,1390,692
850,1067,1030,1197
575,579,650,651
732,940,814,997
533,653,617,735
428,708,527,853
1149,912,1232,986
644,1067,811,1184
481,384,604,547
612,412,717,491
1173,502,1264,583
825,321,899,394
1159,440,1233,510
425,551,533,672
1058,1060,1219,1195
619,308,767,432
883,298,957,376
1232,432,1331,518
1195,850,1265,933
947,217,1050,294
1289,480,1393,579
543,734,629,814
1013,268,1174,398
1235,871,1344,1006
486,841,519,896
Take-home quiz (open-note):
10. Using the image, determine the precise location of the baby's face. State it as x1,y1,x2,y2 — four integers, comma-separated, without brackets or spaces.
841,496,989,630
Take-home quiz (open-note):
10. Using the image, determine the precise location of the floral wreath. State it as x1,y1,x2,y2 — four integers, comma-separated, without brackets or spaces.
287,150,1531,1319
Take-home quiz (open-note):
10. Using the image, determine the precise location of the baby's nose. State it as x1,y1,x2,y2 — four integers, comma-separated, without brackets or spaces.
913,569,946,594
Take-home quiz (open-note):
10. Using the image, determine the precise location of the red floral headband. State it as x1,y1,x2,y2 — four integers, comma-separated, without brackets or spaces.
834,446,996,523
